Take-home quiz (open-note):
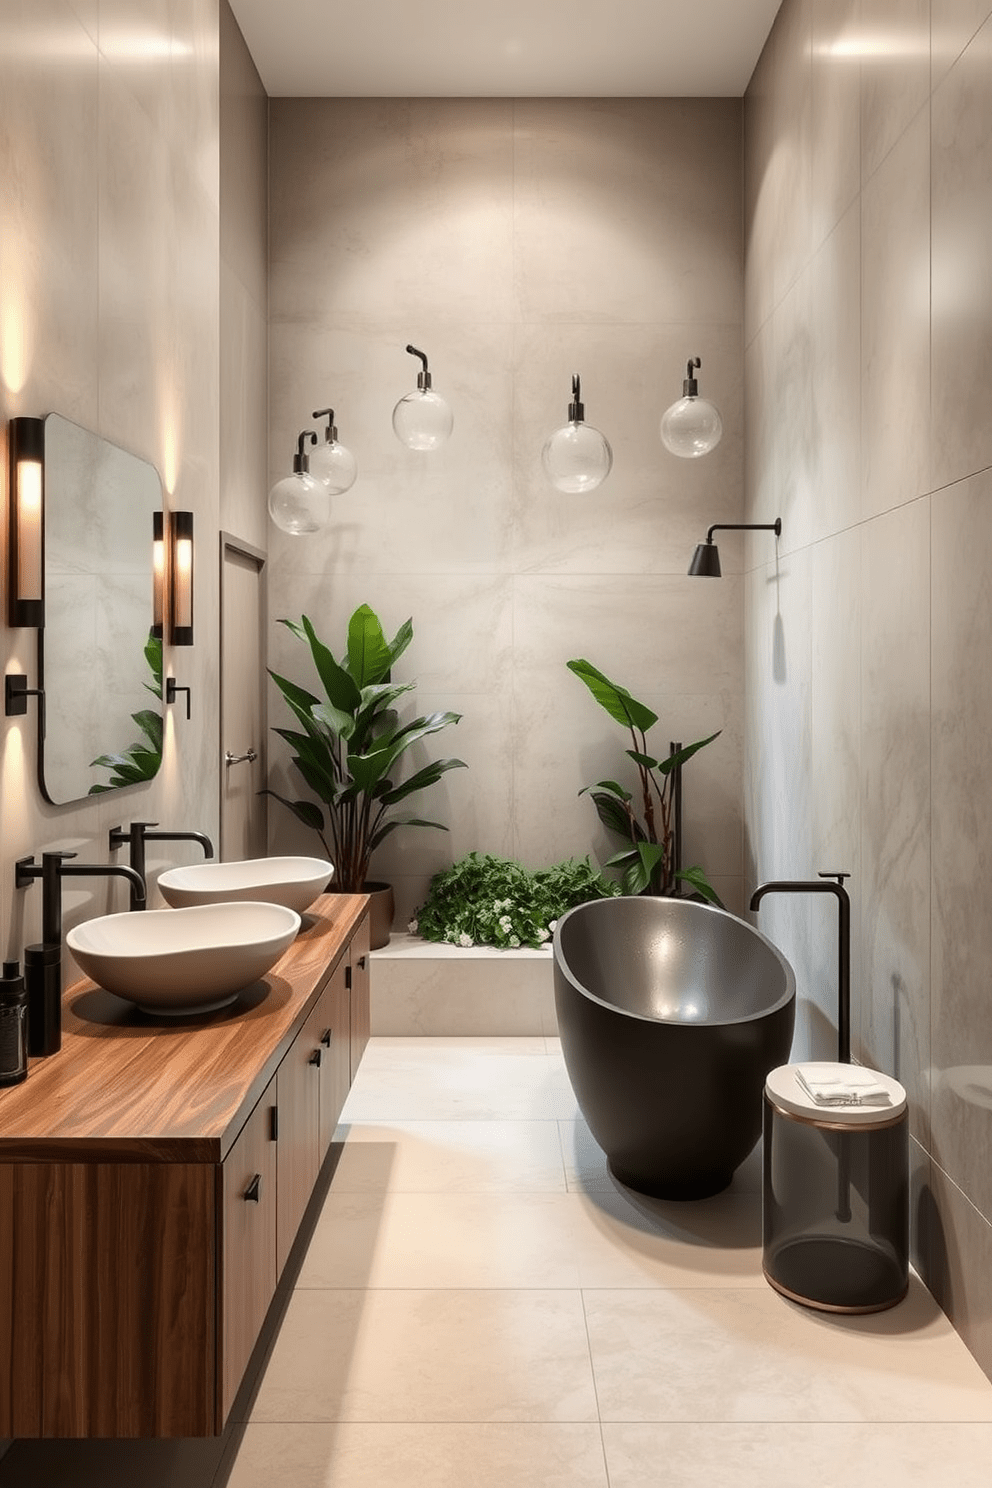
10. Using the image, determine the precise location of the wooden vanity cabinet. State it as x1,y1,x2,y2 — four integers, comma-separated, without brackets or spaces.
0,895,371,1440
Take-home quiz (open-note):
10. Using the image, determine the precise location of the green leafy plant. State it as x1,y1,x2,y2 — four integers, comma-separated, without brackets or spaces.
412,851,619,950
567,657,722,903
89,632,164,793
263,604,467,893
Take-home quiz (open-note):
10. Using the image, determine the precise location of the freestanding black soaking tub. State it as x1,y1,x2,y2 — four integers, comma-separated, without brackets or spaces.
553,897,796,1199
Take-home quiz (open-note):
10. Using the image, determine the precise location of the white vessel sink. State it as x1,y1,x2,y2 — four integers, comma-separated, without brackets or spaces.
157,855,333,914
66,901,302,1015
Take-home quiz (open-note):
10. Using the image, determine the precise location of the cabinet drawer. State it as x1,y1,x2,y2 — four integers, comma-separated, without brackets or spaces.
220,1077,278,1425
349,912,371,1084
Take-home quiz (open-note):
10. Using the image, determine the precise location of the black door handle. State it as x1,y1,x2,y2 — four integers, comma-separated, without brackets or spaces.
244,1173,262,1203
320,1028,332,1047
309,1047,322,1067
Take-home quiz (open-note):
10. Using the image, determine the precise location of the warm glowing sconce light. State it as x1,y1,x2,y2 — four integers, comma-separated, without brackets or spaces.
152,510,165,640
8,416,45,627
169,510,194,646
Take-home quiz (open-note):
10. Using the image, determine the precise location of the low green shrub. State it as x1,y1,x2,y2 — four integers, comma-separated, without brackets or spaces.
411,852,619,950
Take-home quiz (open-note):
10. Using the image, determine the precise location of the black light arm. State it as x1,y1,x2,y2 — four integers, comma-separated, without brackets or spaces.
688,518,782,577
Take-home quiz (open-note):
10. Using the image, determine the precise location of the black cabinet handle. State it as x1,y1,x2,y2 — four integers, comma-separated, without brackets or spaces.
270,1106,279,1142
320,1028,332,1047
244,1173,262,1203
357,954,367,970
309,1048,322,1068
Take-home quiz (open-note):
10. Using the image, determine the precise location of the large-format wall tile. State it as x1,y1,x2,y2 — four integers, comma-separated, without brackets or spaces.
809,202,861,541
811,0,861,250
219,0,267,306
861,103,930,520
926,1163,992,1383
0,0,100,424
743,0,813,337
810,527,862,1050
860,0,931,182
931,15,992,492
269,99,515,327
219,263,267,547
931,469,992,1219
743,20,778,339
859,499,930,1132
513,99,742,329
768,267,814,558
931,0,992,85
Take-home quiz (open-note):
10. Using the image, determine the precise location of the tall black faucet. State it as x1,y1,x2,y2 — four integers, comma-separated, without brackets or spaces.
108,821,215,909
749,871,851,1063
15,851,147,1056
16,850,147,945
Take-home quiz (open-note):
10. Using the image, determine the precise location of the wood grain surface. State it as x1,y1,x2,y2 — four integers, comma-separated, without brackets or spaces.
0,896,369,1162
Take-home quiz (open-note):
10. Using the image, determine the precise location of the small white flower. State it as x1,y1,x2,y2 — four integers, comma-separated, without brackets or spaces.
499,915,513,931
537,927,550,943
458,932,474,948
407,918,419,934
548,919,558,932
509,935,520,947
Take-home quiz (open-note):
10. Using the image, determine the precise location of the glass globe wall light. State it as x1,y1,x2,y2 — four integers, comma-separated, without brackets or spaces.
267,351,726,535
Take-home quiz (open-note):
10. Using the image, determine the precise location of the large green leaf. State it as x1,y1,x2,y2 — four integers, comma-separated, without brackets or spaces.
269,667,321,720
368,815,448,852
655,731,722,776
297,615,362,713
583,788,639,841
380,757,467,804
385,615,414,672
675,865,724,907
258,787,326,833
626,749,658,770
311,698,358,742
347,604,394,688
567,659,658,733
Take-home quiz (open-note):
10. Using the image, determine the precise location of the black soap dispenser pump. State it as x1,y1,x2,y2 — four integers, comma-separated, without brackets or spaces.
0,961,29,1086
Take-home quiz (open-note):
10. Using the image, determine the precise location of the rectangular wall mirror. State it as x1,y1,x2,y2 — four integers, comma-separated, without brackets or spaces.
41,414,163,805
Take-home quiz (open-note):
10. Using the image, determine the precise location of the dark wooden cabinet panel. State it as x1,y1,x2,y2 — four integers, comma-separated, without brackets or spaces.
349,912,371,1085
220,1080,278,1426
0,1161,215,1438
319,956,351,1156
275,1006,321,1276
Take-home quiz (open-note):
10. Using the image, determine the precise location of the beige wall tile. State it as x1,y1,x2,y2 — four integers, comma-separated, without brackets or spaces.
931,15,992,491
932,0,992,83
811,0,861,250
860,0,931,181
861,103,931,520
930,469,992,1218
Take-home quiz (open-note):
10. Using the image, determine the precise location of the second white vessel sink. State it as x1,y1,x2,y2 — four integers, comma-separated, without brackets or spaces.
66,901,302,1015
157,855,333,914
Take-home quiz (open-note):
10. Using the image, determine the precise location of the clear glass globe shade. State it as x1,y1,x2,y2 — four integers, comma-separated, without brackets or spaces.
541,421,613,494
392,389,453,451
267,471,331,535
309,438,357,495
660,395,723,458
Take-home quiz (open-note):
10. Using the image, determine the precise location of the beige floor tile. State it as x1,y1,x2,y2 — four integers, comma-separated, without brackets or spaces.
225,1421,609,1488
329,1118,568,1193
296,1191,584,1288
248,1288,599,1423
601,1422,992,1486
340,1039,579,1121
295,1187,764,1291
568,1188,764,1288
584,1278,992,1422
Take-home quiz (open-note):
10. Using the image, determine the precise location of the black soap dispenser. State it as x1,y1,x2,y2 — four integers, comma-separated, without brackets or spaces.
0,961,29,1086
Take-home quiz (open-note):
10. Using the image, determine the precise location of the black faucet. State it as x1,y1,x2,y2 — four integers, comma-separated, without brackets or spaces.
109,821,215,909
16,850,147,945
749,871,851,1063
15,851,148,1056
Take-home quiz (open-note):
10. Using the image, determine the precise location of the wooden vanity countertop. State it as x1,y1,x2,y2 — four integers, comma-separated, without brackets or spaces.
0,894,369,1165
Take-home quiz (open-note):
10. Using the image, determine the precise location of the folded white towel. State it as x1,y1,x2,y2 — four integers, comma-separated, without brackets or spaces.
795,1065,892,1107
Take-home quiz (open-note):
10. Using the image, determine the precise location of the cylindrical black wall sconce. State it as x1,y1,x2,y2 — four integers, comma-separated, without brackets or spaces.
169,510,194,645
8,417,45,627
152,510,165,640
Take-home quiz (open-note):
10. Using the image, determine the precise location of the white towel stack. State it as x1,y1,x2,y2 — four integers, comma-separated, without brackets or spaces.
794,1065,892,1107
